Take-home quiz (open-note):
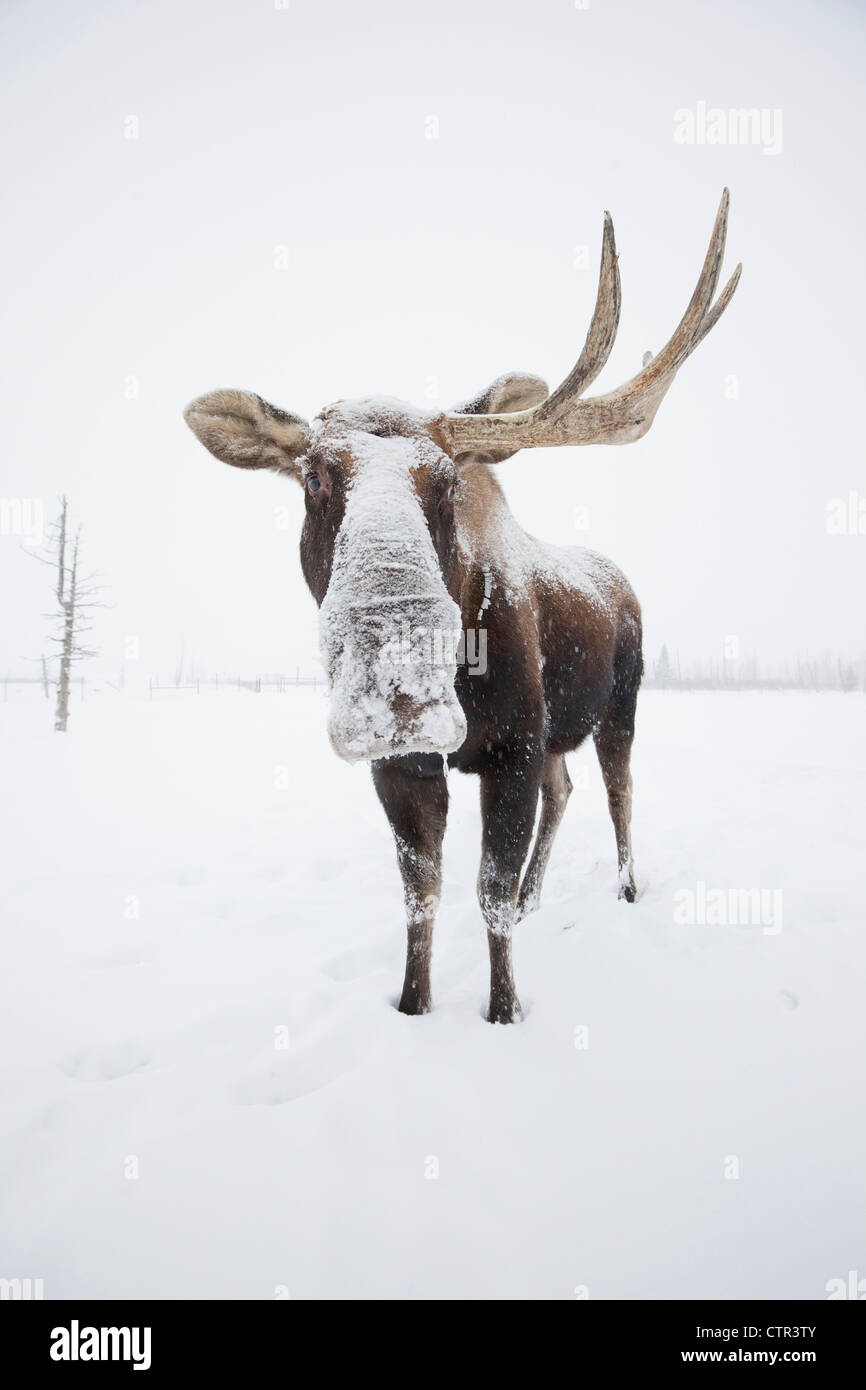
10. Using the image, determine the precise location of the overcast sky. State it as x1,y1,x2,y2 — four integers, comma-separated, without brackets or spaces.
1,0,864,679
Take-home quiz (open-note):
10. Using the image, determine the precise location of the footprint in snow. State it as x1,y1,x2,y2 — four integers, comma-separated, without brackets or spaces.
79,951,145,972
167,868,208,888
230,1041,357,1106
60,1039,151,1082
322,942,393,982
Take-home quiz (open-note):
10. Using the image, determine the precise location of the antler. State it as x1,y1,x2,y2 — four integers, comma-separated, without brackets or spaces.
440,189,741,456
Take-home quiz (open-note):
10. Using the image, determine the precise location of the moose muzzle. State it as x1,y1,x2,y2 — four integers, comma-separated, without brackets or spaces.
321,587,467,763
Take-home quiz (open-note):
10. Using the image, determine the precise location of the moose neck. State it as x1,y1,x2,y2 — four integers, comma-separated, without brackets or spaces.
450,463,525,608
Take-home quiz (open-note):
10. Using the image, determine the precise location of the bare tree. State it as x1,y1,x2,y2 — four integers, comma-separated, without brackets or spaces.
655,644,673,687
838,658,859,694
37,498,102,732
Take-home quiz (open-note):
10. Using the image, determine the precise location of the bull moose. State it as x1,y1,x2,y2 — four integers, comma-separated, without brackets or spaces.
184,190,740,1023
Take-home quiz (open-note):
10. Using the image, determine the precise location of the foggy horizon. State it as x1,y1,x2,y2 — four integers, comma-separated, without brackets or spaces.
1,0,864,680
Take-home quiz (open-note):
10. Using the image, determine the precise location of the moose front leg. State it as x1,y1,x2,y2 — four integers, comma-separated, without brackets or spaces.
372,754,448,1016
478,756,543,1024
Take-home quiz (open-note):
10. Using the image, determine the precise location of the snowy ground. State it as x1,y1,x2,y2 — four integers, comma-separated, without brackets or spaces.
1,688,863,1300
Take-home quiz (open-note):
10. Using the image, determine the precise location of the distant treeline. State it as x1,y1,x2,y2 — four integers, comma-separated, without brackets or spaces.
645,645,865,692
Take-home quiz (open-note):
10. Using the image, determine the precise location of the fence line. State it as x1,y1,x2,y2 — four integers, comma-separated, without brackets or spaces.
147,674,322,697
0,673,323,703
3,668,864,701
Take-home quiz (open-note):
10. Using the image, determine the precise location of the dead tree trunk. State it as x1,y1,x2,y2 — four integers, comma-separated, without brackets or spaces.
38,497,101,733
54,525,78,732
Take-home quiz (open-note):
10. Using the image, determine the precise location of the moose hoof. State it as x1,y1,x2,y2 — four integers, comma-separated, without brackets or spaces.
397,988,431,1017
618,882,637,903
486,996,523,1025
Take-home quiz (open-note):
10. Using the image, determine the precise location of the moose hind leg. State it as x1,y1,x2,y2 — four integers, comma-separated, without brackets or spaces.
516,753,572,921
372,755,448,1015
594,717,637,902
478,757,543,1023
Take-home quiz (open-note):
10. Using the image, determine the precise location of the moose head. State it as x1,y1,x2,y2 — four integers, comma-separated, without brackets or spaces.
185,191,739,767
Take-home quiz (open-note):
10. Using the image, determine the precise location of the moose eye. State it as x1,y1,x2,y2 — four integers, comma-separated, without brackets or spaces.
307,473,321,494
446,482,457,502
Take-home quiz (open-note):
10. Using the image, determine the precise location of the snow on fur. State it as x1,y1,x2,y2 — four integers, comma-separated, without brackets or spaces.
316,421,466,762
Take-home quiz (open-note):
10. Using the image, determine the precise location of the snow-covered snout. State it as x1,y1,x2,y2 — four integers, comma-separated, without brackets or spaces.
314,429,467,763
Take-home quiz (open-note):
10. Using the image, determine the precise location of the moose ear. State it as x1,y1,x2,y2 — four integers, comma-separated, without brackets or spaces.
453,371,549,417
183,389,309,479
449,372,549,464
